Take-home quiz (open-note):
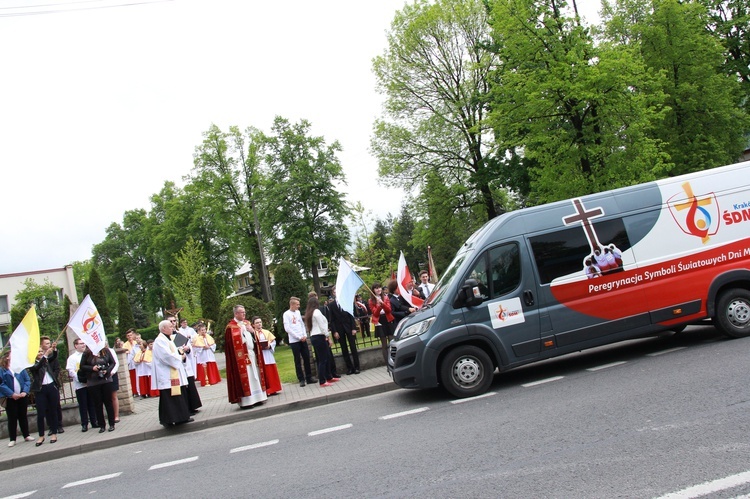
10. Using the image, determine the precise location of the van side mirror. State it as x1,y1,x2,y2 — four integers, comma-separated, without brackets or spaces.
453,278,484,308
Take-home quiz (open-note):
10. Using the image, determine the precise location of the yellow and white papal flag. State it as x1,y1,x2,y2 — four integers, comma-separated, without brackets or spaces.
9,306,41,374
67,295,107,355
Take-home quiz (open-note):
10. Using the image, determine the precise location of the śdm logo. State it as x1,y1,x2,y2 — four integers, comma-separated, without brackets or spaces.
494,303,508,321
81,307,100,335
668,182,720,244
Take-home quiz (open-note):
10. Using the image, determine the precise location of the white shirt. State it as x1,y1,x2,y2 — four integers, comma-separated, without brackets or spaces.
66,350,85,391
283,309,307,343
309,309,329,337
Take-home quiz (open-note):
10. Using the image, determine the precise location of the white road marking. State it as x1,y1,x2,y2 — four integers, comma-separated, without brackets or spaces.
379,407,429,419
308,424,353,436
230,439,280,453
450,392,497,404
656,470,750,499
587,361,627,371
62,472,122,489
1,491,37,499
522,376,564,388
647,347,687,357
148,456,199,470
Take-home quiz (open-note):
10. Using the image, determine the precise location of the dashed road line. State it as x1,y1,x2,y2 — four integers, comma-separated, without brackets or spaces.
587,361,627,372
450,392,497,404
655,469,750,499
148,456,199,470
647,347,687,357
308,424,353,436
62,472,122,488
522,376,564,388
379,407,429,419
1,491,37,499
230,439,280,453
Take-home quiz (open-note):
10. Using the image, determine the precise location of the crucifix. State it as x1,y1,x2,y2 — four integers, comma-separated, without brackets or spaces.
562,198,605,253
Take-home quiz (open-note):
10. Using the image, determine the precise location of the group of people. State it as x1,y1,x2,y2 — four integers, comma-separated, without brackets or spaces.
368,271,435,363
1,335,122,449
224,306,282,409
584,244,625,278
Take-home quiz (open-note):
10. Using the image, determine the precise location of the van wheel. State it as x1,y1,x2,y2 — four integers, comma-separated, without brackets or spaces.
715,289,750,338
440,346,494,398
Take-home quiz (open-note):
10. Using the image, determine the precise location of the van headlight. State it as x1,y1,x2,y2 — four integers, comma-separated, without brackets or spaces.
399,317,436,340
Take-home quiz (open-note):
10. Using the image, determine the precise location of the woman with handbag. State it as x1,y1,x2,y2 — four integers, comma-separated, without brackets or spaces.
0,351,35,447
79,346,117,433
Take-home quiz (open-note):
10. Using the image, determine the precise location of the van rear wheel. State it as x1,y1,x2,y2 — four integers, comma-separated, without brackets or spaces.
715,289,750,338
440,345,494,398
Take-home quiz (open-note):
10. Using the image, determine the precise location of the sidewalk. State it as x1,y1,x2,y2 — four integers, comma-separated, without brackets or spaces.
0,365,398,471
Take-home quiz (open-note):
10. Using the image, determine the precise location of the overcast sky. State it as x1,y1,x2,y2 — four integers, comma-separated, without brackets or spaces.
0,0,601,276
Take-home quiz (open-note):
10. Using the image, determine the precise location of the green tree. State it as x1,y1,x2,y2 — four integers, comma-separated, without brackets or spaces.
11,279,66,339
271,262,308,341
200,274,221,328
373,0,510,223
639,0,748,173
88,267,113,333
171,236,206,322
260,117,350,295
116,290,136,334
190,125,272,301
488,0,670,203
698,0,750,110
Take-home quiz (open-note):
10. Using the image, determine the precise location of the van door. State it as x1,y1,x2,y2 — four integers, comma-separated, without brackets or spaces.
460,241,543,364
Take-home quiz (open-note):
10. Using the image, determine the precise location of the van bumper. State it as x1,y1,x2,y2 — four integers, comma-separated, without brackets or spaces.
388,335,439,389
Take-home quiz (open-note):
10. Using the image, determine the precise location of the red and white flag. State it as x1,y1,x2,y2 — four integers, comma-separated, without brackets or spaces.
66,295,108,355
398,251,424,308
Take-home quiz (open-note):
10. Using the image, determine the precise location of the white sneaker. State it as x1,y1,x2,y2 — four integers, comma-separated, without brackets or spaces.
8,441,15,447
24,436,35,442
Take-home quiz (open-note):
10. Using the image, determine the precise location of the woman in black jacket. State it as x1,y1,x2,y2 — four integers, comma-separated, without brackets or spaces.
28,343,61,445
79,347,116,433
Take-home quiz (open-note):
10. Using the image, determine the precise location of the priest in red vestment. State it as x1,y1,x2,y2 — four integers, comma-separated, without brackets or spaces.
225,305,267,408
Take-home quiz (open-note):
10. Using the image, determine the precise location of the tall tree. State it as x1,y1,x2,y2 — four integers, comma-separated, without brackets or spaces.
271,262,308,341
171,236,206,322
260,117,350,295
116,290,136,334
638,0,748,173
190,125,272,302
372,0,509,223
489,0,670,203
199,274,221,328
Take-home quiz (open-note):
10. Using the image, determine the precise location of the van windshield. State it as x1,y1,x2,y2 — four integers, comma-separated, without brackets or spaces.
426,250,471,306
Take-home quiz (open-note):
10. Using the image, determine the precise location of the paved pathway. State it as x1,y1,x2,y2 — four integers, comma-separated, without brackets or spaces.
0,364,397,471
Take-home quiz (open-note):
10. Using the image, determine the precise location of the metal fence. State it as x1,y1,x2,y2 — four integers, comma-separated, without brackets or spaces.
328,318,382,354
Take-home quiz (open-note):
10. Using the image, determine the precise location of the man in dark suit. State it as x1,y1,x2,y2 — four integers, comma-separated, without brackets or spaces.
328,287,361,375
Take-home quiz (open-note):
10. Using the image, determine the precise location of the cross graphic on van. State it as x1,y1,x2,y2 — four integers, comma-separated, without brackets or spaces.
562,198,605,253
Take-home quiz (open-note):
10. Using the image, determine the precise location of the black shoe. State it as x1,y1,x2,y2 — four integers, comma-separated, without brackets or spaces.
81,424,88,433
47,430,53,436
57,427,64,434
347,370,355,375
300,380,306,387
90,423,99,429
108,426,115,432
354,369,361,374
99,427,105,433
306,377,317,384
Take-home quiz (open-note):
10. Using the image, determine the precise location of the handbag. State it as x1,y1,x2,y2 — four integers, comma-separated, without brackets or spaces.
77,369,88,383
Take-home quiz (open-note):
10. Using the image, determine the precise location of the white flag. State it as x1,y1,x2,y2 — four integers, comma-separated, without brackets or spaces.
335,257,365,316
67,295,107,355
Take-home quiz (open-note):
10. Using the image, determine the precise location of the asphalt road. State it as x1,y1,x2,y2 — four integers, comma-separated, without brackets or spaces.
2,325,749,498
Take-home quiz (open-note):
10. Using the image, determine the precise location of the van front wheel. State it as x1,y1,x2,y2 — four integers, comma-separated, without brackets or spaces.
715,289,750,338
440,346,494,398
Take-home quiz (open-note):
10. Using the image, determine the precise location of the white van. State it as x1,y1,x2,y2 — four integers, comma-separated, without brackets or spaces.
388,161,750,397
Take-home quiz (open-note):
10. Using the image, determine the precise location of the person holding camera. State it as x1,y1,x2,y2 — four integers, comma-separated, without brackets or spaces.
79,346,117,433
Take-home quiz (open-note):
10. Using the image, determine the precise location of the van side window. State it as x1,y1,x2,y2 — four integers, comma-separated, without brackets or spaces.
467,243,521,300
530,219,630,285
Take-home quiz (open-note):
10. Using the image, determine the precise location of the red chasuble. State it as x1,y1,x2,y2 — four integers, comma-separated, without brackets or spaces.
224,319,266,404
